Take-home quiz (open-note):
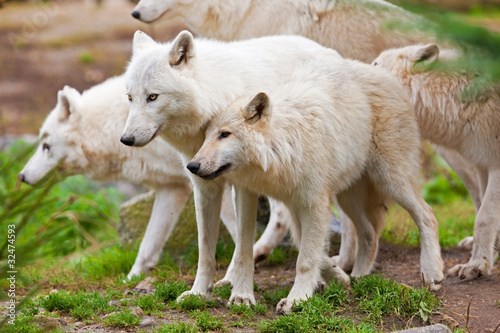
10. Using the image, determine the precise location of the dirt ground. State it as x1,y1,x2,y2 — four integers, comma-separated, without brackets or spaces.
1,0,500,332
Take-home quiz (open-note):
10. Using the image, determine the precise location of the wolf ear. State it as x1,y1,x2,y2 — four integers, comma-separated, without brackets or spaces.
57,86,81,122
133,30,156,58
243,92,270,125
168,30,195,68
412,44,439,63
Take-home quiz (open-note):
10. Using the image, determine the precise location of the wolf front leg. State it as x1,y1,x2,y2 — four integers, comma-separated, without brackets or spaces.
449,169,500,280
228,185,259,306
127,184,192,279
178,178,225,300
276,195,335,314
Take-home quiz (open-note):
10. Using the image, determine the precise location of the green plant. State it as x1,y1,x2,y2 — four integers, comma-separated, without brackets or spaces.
263,286,290,307
154,322,198,333
265,246,287,266
155,280,189,302
177,294,209,312
351,275,439,323
134,293,165,315
195,311,224,331
103,309,141,328
213,284,231,300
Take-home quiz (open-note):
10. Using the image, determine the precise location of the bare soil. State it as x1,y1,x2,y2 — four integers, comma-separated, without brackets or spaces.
1,1,499,332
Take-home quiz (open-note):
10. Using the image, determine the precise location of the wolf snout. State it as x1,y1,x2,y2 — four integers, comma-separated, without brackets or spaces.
120,136,135,146
186,161,201,175
131,11,140,19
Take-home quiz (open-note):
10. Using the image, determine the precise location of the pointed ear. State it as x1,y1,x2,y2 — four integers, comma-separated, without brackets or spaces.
168,30,195,68
412,44,439,63
57,86,81,121
133,30,156,58
243,92,270,125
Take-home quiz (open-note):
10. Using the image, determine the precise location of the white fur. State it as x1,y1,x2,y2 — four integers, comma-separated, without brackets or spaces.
18,75,243,280
132,0,478,272
373,44,500,279
132,0,431,63
121,31,345,308
189,57,444,313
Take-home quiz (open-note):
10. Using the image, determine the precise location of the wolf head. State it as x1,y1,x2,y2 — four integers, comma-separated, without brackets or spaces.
18,86,84,185
131,0,194,23
187,92,272,180
121,30,199,147
372,43,440,75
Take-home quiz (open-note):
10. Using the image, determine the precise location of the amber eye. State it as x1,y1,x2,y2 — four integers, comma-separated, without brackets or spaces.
147,94,158,102
127,95,132,102
42,143,51,152
219,131,231,139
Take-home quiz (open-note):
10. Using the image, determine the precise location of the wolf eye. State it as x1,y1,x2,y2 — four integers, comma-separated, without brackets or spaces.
147,94,158,102
219,131,231,139
42,143,51,152
127,95,132,102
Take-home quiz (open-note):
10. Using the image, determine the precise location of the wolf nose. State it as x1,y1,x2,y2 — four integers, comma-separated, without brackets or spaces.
120,136,135,146
186,162,201,174
17,173,25,183
131,11,141,19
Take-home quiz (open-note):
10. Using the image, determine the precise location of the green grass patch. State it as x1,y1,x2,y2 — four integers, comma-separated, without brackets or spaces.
263,286,290,307
103,309,141,328
155,280,189,303
213,284,232,300
265,246,287,266
194,311,224,331
351,275,439,323
37,290,115,320
134,293,165,315
154,322,198,333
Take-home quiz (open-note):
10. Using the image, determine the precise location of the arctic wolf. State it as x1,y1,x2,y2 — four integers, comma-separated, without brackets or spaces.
188,57,443,313
131,0,476,270
17,75,275,280
120,30,347,308
131,0,430,63
373,44,500,280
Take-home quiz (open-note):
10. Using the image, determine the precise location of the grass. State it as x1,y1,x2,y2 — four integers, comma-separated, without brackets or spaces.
103,309,141,328
0,138,474,332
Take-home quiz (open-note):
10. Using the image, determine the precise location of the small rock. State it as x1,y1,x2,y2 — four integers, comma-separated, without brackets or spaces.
133,276,158,294
33,315,66,329
73,321,84,328
131,306,145,317
49,289,59,294
139,317,154,327
392,324,451,333
108,300,121,307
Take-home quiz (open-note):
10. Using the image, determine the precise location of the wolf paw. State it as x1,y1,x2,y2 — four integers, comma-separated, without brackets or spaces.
420,270,443,291
457,236,474,250
214,278,232,288
177,289,209,302
276,298,296,315
448,258,490,280
253,246,271,264
228,294,255,307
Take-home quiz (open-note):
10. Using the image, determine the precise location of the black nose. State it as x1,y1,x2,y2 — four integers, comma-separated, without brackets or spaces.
131,10,141,19
17,173,25,183
120,136,135,146
186,162,201,174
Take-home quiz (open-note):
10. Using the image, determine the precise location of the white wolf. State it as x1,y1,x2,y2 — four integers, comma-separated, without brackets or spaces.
131,0,478,268
373,44,500,280
17,75,288,280
120,30,352,308
188,57,443,313
131,0,429,63
121,30,443,312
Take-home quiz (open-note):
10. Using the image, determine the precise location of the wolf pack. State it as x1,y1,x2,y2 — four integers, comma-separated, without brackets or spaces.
18,0,500,314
